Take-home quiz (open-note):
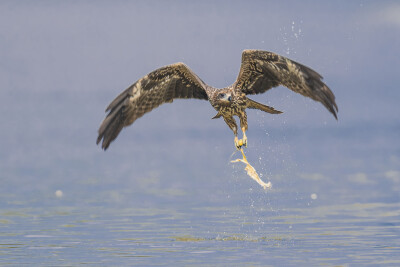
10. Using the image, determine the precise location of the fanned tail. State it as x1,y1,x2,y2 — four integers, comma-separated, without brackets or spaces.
247,98,282,114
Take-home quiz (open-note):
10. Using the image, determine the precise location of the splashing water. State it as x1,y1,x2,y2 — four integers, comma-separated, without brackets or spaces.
279,20,303,56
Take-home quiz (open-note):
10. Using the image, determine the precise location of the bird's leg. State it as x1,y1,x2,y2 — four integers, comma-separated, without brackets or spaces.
223,116,241,150
241,127,248,148
234,135,240,150
239,112,248,148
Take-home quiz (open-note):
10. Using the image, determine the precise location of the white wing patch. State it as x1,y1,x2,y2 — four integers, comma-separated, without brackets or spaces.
129,83,141,103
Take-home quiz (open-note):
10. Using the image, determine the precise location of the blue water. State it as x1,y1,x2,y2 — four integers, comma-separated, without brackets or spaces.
1,122,399,265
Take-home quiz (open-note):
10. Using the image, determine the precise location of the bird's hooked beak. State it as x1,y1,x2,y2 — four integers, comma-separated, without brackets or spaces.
218,93,232,102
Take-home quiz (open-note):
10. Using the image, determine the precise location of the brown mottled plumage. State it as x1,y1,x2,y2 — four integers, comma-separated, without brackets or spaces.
97,50,338,150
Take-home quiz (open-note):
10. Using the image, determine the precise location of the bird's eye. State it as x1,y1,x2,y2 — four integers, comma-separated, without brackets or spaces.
218,93,225,98
228,96,232,101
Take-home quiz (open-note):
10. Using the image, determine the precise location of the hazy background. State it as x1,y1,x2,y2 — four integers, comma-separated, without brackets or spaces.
1,0,399,214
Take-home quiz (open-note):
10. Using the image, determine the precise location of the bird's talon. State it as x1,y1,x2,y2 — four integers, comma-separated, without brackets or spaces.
234,137,243,150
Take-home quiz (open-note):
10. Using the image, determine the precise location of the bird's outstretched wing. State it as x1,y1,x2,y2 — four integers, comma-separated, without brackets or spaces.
235,50,338,119
97,63,208,150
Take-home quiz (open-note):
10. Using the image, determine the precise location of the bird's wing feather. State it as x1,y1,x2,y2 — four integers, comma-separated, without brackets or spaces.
235,50,338,119
97,63,209,149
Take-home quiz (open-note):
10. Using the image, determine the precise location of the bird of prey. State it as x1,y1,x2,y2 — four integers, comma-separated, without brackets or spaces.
97,50,337,150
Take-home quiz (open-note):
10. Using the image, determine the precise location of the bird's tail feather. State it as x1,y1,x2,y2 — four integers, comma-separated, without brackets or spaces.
247,98,282,114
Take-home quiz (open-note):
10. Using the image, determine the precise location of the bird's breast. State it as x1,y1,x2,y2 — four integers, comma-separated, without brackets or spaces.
218,105,244,117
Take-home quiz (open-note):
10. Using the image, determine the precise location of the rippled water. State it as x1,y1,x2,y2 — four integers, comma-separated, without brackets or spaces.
1,121,399,266
2,177,400,265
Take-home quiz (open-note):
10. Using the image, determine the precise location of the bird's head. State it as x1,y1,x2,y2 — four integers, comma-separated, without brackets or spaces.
213,90,232,106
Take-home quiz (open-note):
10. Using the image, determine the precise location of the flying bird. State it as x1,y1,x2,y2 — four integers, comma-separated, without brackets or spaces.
97,50,338,150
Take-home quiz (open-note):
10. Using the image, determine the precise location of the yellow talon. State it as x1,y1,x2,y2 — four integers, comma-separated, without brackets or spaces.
238,139,244,147
235,136,248,150
235,138,245,150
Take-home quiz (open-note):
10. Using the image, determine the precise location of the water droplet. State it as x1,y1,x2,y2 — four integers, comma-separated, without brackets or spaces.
55,190,63,198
